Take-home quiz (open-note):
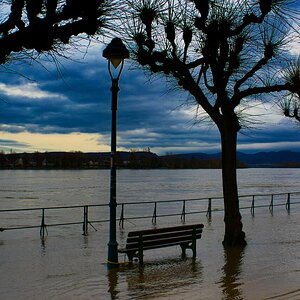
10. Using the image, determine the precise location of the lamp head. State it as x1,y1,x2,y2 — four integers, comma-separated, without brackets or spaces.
103,38,129,68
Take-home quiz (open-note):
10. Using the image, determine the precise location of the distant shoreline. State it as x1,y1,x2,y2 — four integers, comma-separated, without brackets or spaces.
1,150,300,169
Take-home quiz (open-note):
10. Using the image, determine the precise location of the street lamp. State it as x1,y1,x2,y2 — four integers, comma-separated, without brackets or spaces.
103,38,129,266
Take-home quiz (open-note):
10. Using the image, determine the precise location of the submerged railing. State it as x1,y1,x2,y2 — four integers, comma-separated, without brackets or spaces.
0,191,300,238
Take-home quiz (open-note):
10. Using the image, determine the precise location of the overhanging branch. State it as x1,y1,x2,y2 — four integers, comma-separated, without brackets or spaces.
0,0,109,64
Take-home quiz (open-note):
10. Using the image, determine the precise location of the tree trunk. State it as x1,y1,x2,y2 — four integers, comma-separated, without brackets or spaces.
219,117,247,247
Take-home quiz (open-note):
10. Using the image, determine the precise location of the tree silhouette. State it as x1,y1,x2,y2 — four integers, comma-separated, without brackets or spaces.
122,0,300,246
280,56,300,122
0,0,116,64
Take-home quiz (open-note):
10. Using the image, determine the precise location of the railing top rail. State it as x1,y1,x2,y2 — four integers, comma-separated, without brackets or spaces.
239,191,300,198
0,203,108,213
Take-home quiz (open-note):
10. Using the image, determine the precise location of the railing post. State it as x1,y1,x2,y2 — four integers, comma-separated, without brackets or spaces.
83,206,88,236
119,203,124,228
251,195,255,216
181,200,186,223
269,194,274,215
152,202,157,224
286,193,291,213
40,208,48,238
206,198,212,220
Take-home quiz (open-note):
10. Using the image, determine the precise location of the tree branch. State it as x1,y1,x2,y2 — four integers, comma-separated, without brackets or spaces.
230,12,263,37
0,0,109,64
234,57,270,93
233,83,293,103
186,57,205,69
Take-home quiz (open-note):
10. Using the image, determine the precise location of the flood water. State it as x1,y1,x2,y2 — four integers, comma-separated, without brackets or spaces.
0,169,300,299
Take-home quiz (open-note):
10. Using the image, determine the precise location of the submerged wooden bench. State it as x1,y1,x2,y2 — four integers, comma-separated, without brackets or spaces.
118,223,204,264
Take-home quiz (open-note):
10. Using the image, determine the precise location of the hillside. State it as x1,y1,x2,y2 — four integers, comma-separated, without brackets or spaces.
171,150,300,168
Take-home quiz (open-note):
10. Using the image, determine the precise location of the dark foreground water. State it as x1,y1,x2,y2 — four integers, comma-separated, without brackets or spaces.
0,169,300,299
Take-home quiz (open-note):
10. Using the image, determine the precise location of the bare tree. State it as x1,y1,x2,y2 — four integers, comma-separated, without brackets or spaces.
121,0,300,246
0,0,118,64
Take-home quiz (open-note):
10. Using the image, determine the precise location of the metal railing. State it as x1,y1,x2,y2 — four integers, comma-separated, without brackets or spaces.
1,191,300,237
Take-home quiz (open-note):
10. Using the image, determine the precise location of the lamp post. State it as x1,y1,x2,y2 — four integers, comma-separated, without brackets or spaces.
103,38,129,266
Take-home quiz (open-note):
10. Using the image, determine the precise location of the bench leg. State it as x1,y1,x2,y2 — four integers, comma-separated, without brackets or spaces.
180,244,187,258
138,248,144,265
138,234,144,265
192,229,197,258
192,240,196,258
127,252,135,262
180,241,197,258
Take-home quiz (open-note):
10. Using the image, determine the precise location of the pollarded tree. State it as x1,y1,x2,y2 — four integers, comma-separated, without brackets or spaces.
122,0,300,246
0,0,118,64
280,56,300,121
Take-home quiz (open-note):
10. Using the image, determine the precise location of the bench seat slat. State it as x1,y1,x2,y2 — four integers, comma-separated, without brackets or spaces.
127,224,203,237
119,240,194,253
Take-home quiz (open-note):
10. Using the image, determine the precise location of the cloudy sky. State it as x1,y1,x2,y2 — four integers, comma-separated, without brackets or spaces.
0,35,300,156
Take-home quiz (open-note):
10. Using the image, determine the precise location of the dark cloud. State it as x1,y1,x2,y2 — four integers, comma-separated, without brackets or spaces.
0,138,30,149
1,44,300,154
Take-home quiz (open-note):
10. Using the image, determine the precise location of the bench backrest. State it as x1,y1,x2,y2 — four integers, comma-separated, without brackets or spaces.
125,224,204,251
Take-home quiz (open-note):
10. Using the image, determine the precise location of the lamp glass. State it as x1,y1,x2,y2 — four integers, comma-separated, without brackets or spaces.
111,58,122,69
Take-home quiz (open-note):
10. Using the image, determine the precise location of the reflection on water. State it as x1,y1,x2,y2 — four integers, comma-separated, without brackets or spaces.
107,247,245,300
261,288,300,300
40,237,46,255
220,247,244,300
107,258,202,299
108,267,119,300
